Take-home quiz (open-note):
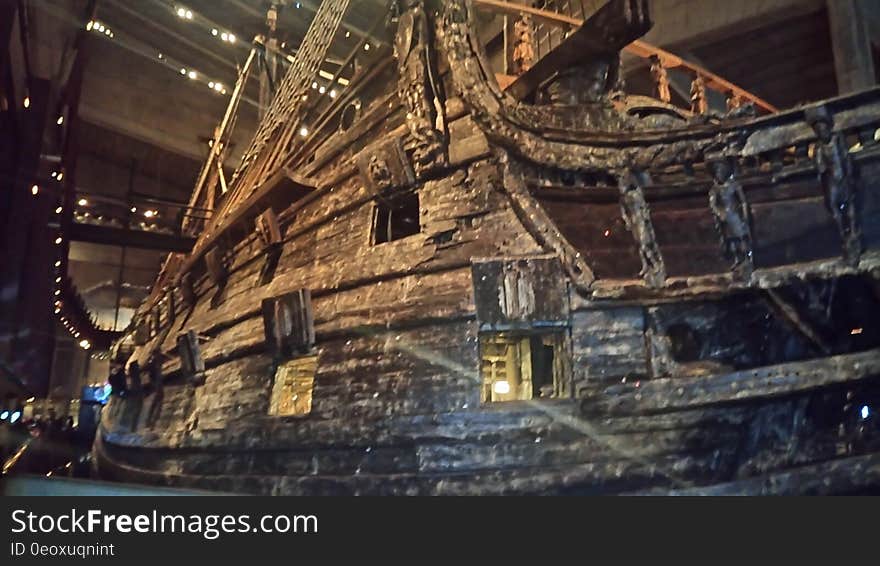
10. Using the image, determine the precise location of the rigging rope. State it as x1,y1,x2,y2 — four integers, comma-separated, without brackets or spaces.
220,0,352,219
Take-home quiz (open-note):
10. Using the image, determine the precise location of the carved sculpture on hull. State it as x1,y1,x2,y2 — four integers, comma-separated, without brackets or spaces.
708,156,754,280
395,0,447,175
618,169,666,288
806,106,862,266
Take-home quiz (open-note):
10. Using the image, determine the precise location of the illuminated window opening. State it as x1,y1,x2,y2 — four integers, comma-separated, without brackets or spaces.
269,355,317,417
371,192,420,245
480,332,566,403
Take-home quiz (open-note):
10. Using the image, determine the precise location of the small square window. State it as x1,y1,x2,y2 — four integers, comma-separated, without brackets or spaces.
269,355,317,416
372,192,420,244
480,333,565,403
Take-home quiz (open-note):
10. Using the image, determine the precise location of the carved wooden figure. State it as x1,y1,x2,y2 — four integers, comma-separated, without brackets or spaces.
618,170,666,288
806,106,862,266
708,156,754,280
650,54,671,104
512,15,535,75
690,75,708,115
395,0,446,174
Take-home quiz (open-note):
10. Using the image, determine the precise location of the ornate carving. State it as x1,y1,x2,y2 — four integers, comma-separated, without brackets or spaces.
650,55,671,104
395,0,446,175
618,170,665,288
357,137,416,195
690,75,708,115
255,209,283,247
511,15,535,75
708,156,754,280
806,106,862,266
437,0,714,173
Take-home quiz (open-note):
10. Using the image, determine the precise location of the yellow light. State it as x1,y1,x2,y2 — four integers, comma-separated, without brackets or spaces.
23,96,30,109
78,198,87,206
329,90,337,99
186,10,193,19
26,397,35,403
852,328,864,335
57,116,64,125
211,28,218,36
55,206,63,214
54,261,61,267
86,21,94,31
228,34,235,43
56,172,63,181
79,339,91,350
176,7,186,18
55,277,61,283
54,290,61,296
364,43,370,51
131,207,137,213
493,381,510,395
31,185,39,195
54,237,62,245
188,70,197,80
299,127,309,137
144,210,157,218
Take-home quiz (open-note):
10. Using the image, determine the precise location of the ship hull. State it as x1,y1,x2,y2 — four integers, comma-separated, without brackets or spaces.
95,0,880,495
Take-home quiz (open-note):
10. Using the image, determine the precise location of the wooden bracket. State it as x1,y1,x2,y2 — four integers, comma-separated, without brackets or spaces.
256,208,283,247
205,247,228,287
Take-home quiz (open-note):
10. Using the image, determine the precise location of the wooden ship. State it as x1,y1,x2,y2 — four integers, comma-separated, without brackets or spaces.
95,0,880,495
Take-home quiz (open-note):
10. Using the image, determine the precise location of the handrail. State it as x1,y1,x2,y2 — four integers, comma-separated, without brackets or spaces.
472,0,778,113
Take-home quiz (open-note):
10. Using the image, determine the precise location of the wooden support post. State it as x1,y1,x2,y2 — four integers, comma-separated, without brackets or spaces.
765,289,832,355
827,0,877,94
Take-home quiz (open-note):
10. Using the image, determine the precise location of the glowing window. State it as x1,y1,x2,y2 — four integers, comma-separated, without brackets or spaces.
480,333,565,403
269,355,317,417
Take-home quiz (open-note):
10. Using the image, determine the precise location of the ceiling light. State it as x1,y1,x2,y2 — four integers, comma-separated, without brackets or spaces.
188,70,197,79
211,28,218,36
57,116,64,125
23,96,30,109
299,127,309,137
55,237,62,245
31,185,39,195
78,198,87,206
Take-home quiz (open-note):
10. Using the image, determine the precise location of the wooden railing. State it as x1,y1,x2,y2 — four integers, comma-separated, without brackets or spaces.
475,0,778,114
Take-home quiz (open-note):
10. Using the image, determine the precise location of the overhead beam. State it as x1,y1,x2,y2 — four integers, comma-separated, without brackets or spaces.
68,222,196,253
